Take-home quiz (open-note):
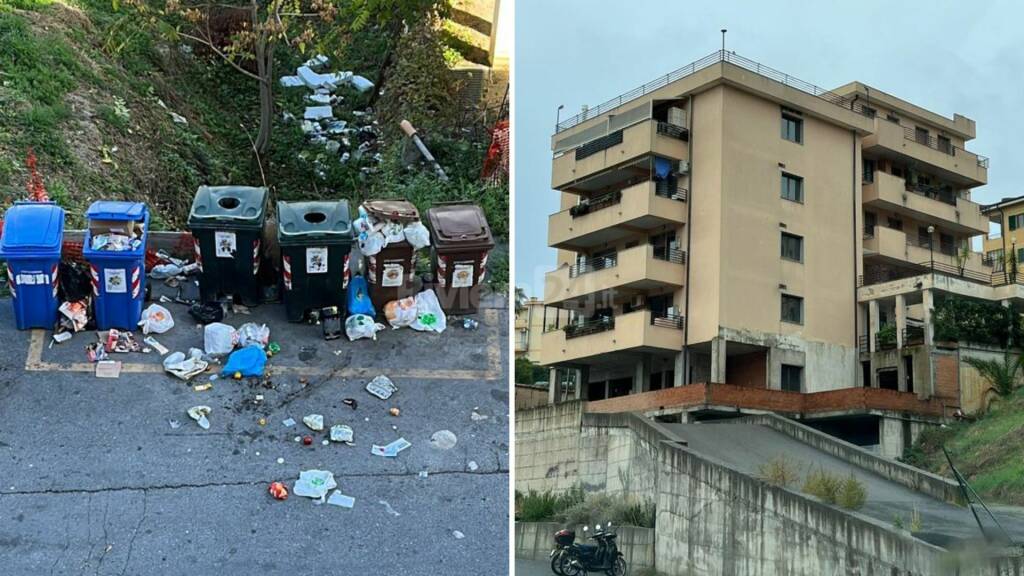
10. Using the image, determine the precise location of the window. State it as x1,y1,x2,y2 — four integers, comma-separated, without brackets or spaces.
781,232,803,262
940,233,955,256
860,106,877,119
915,126,929,145
987,249,1005,272
1009,214,1024,231
781,108,803,143
886,113,900,124
781,364,802,392
887,216,903,231
862,159,875,183
781,173,803,203
781,294,803,324
917,226,932,248
937,135,952,154
1017,248,1024,265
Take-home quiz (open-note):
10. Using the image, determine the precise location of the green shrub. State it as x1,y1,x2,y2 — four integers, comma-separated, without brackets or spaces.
515,486,584,522
802,468,841,504
758,455,801,488
836,474,867,510
557,492,656,528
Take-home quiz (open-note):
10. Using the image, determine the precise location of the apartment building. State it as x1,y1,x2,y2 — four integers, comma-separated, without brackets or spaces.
515,297,546,361
981,195,1024,275
539,50,1010,456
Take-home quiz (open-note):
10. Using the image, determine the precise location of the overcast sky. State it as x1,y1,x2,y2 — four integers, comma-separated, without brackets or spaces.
514,0,1024,297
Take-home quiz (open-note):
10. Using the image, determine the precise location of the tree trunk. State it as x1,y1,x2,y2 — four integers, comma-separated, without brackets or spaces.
250,2,273,156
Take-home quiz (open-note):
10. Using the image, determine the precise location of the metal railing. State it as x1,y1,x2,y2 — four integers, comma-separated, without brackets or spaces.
906,236,956,257
904,181,960,206
656,121,688,140
569,255,617,278
570,190,622,218
650,312,685,329
898,124,989,169
575,129,623,160
564,317,615,339
655,181,688,202
653,247,686,265
903,326,925,346
554,49,990,169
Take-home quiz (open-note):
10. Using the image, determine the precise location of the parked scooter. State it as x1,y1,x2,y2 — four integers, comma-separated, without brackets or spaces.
549,523,627,576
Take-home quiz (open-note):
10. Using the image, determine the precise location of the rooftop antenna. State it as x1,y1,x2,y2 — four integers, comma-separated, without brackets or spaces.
721,29,727,54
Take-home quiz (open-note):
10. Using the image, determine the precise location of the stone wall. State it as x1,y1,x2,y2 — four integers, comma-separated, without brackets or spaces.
515,401,584,493
515,521,655,571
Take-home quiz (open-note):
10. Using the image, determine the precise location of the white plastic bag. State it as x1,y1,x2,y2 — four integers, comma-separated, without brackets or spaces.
237,322,270,348
345,314,385,341
384,297,418,329
163,348,208,381
139,304,174,334
293,469,337,500
381,220,405,244
359,231,386,257
204,323,236,355
411,289,446,333
403,222,431,250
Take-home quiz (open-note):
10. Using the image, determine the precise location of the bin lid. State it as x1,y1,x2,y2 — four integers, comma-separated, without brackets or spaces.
86,201,147,221
277,201,353,244
188,186,267,228
362,199,419,222
0,202,65,255
427,203,494,250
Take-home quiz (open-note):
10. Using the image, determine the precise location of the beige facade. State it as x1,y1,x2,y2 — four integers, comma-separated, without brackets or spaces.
540,51,1004,439
515,297,546,361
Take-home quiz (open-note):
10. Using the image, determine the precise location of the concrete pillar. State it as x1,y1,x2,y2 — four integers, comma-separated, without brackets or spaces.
575,366,588,400
633,354,652,394
710,338,727,383
868,300,880,353
674,351,685,387
879,417,906,459
1003,300,1013,348
548,368,558,404
922,290,934,346
895,294,906,349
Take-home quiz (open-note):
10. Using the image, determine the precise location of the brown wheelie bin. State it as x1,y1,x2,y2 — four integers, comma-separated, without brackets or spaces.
426,202,494,314
363,200,420,311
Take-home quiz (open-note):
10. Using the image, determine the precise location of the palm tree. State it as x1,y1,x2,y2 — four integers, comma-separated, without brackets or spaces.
963,355,1022,399
515,287,528,315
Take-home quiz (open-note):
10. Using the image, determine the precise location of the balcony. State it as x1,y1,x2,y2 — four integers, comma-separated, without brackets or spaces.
544,244,686,307
862,171,987,235
862,118,987,186
552,119,687,189
548,180,687,250
539,309,684,365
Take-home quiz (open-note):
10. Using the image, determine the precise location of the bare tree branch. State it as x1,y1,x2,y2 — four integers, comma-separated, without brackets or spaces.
177,31,265,83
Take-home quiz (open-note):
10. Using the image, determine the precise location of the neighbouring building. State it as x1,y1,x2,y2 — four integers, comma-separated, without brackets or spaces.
538,49,1017,456
515,296,546,361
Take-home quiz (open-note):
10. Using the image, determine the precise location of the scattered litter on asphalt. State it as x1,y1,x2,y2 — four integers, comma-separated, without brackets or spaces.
86,342,108,362
236,322,270,348
106,329,141,353
366,375,397,400
269,481,289,500
389,407,401,417
192,383,212,392
163,349,209,380
346,313,384,341
293,436,302,443
379,500,400,517
277,457,284,464
371,437,410,457
144,336,169,355
471,409,489,422
430,430,457,450
168,419,181,429
468,461,479,471
462,318,479,330
303,414,324,431
343,398,358,410
327,490,355,508
203,322,235,355
303,436,314,445
282,418,296,427
95,360,121,378
52,331,73,344
221,346,267,378
258,418,267,426
293,469,336,501
59,300,89,332
452,530,465,540
329,425,354,443
187,405,212,430
138,304,174,334
418,470,428,479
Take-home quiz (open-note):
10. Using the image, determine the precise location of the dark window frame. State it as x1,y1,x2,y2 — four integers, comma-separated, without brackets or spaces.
781,172,804,203
781,108,803,144
781,294,804,325
780,364,803,392
781,232,803,263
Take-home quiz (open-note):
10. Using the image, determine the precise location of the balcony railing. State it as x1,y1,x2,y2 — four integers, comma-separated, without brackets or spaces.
655,181,688,202
904,181,961,206
656,121,688,140
569,255,617,278
575,129,624,160
564,317,615,339
875,331,898,351
652,246,686,265
570,190,622,218
899,124,989,169
903,326,925,346
906,235,956,257
863,226,875,239
651,312,685,329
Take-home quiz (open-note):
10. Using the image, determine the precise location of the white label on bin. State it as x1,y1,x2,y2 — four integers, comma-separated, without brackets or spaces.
451,263,475,288
215,231,237,258
306,247,328,274
381,263,404,287
105,269,127,293
16,272,43,285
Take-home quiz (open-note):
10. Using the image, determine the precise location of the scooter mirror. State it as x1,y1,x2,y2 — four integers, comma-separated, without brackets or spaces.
596,524,602,531
607,522,613,528
583,526,589,532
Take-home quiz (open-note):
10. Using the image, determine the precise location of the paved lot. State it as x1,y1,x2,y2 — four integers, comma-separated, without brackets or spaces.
0,284,509,575
515,558,552,575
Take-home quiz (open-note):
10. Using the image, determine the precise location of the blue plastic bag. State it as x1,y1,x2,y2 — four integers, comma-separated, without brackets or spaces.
347,275,375,317
221,345,267,377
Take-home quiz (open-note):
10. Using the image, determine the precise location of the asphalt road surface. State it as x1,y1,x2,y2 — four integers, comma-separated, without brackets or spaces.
0,284,509,575
516,558,554,575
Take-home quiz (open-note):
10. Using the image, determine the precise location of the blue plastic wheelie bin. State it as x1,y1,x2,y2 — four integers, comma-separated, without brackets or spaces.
82,201,149,330
0,202,65,330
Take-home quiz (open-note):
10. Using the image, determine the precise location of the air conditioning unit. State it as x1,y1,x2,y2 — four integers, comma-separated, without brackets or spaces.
667,107,686,128
667,306,679,317
631,295,645,309
678,160,690,174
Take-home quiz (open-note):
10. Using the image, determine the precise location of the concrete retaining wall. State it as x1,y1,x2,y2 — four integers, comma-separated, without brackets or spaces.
515,521,655,571
747,413,964,505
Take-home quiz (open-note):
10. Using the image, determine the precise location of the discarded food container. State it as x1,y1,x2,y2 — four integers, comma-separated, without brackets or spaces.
83,201,149,330
0,202,65,330
187,186,268,307
277,200,353,322
426,202,494,314
362,200,420,311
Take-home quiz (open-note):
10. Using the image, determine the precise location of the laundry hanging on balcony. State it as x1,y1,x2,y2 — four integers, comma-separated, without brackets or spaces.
654,157,673,180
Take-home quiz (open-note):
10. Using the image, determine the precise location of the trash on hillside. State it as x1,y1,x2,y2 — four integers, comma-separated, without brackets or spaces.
429,430,457,450
303,54,329,68
187,405,212,430
345,314,384,341
384,297,417,329
342,398,358,410
144,336,169,355
400,120,448,181
282,418,296,427
204,323,236,355
279,75,304,88
329,424,354,443
105,329,141,353
95,360,121,378
189,302,224,324
389,407,401,417
349,75,374,93
86,341,108,363
163,349,209,381
379,500,400,517
138,304,174,334
269,481,289,500
221,346,267,378
410,289,447,333
293,469,336,501
170,112,188,125
236,322,270,348
327,490,355,508
371,437,410,457
304,106,333,121
303,414,324,431
366,375,397,400
59,300,89,332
